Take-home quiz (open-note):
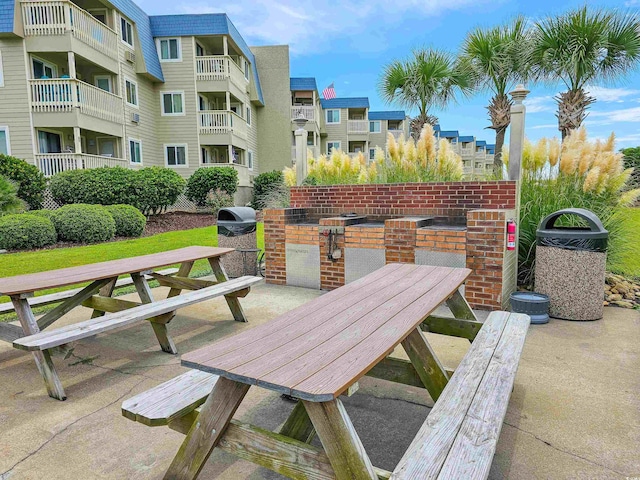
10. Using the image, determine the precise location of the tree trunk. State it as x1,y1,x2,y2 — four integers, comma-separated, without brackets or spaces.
487,93,512,178
555,88,595,140
410,114,439,139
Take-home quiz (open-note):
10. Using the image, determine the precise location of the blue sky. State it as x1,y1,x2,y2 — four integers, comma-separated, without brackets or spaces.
146,0,640,148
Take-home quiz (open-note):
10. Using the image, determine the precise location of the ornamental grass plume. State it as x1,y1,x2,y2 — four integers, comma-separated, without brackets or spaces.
513,127,640,285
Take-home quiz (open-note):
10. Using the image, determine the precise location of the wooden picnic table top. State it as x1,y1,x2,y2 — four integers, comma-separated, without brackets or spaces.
0,246,234,296
182,263,471,402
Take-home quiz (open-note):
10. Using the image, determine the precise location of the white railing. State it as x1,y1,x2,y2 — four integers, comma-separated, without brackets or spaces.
21,0,118,59
36,153,127,177
199,110,247,139
347,120,368,134
29,79,123,123
201,162,250,184
196,55,247,88
291,146,320,161
291,106,315,121
388,129,404,139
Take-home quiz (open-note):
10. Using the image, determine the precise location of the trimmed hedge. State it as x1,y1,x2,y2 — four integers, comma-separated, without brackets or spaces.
252,170,284,209
105,204,146,237
0,214,56,250
0,154,47,209
24,209,55,220
186,167,238,206
52,204,115,244
49,166,185,215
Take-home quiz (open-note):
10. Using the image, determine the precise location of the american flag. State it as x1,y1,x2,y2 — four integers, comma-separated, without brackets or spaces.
322,83,336,100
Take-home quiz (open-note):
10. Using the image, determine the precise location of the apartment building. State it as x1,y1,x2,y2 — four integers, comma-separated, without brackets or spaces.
0,0,290,203
434,126,496,177
290,77,324,161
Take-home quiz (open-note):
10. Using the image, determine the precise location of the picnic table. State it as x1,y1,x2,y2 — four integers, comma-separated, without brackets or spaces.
122,263,529,479
2,246,261,401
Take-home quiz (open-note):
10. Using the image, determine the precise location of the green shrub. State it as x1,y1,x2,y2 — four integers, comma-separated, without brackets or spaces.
0,214,56,250
133,167,186,215
0,176,25,215
51,204,115,244
252,171,284,209
186,167,238,206
0,154,47,209
49,167,135,206
205,188,235,215
105,204,146,237
24,209,54,220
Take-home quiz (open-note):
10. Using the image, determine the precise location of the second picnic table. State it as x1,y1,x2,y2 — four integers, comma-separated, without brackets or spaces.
1,246,260,401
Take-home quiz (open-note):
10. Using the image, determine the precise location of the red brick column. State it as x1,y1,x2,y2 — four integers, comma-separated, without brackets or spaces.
465,209,515,309
318,217,352,290
263,208,307,285
385,218,419,264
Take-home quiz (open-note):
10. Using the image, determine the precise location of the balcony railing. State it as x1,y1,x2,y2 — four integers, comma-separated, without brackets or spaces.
388,129,404,140
291,146,320,161
198,110,247,139
347,120,368,134
36,153,127,176
21,0,118,59
195,56,246,89
30,78,123,124
291,106,316,122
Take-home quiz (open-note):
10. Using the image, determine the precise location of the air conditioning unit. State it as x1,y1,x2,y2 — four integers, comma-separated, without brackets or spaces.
131,112,140,123
125,51,136,63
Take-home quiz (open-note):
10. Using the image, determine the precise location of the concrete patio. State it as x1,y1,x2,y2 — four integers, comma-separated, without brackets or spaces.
0,281,638,479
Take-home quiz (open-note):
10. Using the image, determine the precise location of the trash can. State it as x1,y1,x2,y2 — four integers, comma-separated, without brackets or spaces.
217,207,257,278
534,208,608,321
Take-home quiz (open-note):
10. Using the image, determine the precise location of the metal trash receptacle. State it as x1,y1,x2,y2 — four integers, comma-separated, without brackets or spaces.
534,208,608,321
217,207,257,278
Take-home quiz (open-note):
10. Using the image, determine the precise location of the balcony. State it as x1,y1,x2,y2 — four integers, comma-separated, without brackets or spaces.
195,56,247,96
199,110,248,147
347,120,368,134
29,79,123,132
291,146,320,162
21,0,118,63
291,106,316,122
388,129,404,140
36,153,127,176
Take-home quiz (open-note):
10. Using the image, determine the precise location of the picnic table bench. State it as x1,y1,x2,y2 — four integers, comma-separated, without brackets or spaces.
2,246,261,401
122,263,530,480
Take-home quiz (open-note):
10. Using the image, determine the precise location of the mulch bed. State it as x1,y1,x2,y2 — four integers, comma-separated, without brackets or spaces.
142,212,216,236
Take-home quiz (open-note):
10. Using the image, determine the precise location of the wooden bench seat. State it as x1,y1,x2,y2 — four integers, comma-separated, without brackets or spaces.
390,311,530,480
13,276,262,352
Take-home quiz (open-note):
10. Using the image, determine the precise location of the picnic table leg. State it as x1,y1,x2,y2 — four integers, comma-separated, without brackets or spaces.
402,327,449,402
91,278,117,318
153,261,195,325
303,399,377,480
131,273,178,355
11,296,66,401
446,289,478,321
164,377,250,480
279,400,316,443
207,257,247,323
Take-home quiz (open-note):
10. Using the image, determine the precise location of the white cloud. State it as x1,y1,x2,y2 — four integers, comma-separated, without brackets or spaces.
585,85,640,103
178,0,497,54
524,95,554,113
625,0,639,5
530,123,557,130
590,106,640,123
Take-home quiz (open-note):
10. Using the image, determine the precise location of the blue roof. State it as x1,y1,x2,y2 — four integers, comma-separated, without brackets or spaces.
433,124,441,132
110,0,163,81
320,97,369,109
0,0,13,33
150,14,263,103
476,140,487,147
290,77,317,91
368,111,405,121
458,136,474,143
439,130,459,138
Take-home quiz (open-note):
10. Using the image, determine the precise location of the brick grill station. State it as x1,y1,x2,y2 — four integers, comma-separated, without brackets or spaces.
264,182,518,310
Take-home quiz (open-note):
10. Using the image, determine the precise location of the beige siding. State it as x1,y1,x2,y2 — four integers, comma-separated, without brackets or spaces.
0,38,33,162
322,107,348,154
247,102,259,173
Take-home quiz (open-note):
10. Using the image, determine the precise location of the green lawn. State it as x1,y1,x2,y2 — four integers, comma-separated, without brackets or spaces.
609,208,640,279
0,223,264,304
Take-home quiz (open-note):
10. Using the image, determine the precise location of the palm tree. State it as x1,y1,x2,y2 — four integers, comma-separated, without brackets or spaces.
531,7,640,139
462,16,530,176
378,48,475,138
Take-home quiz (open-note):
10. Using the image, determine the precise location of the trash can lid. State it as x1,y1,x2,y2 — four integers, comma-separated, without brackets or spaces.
536,208,608,240
217,207,256,223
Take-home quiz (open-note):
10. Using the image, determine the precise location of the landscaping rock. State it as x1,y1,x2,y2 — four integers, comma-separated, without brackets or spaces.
604,273,640,310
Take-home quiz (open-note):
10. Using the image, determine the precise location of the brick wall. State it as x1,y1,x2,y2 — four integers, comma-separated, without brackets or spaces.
345,226,385,249
263,208,307,285
416,228,466,254
384,218,420,264
285,225,318,245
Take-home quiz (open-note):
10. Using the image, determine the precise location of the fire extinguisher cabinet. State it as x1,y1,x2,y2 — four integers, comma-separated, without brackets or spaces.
534,208,608,321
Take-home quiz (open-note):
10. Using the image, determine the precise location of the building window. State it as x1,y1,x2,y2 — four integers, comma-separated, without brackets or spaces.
244,61,250,81
369,148,375,160
157,38,181,61
161,92,184,115
0,51,4,87
165,144,187,167
246,106,251,126
32,57,57,79
326,109,340,124
0,126,10,155
128,139,142,164
369,121,381,133
125,79,138,107
247,150,254,170
121,17,134,47
327,141,341,154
